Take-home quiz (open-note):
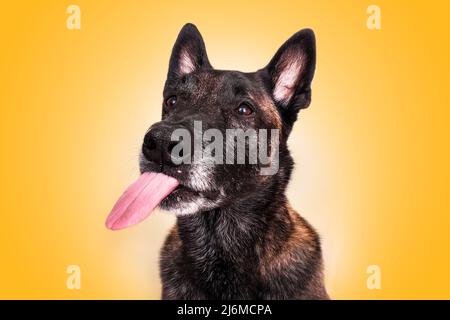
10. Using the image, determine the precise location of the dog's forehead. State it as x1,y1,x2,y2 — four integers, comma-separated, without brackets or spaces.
172,70,265,100
218,71,259,95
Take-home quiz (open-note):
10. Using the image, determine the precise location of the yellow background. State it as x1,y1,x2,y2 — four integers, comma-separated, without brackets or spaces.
0,0,449,299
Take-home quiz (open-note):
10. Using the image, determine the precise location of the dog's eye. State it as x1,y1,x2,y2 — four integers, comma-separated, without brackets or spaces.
236,103,254,116
165,96,177,108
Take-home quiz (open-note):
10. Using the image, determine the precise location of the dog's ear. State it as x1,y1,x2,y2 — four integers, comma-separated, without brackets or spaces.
167,23,212,79
260,29,316,126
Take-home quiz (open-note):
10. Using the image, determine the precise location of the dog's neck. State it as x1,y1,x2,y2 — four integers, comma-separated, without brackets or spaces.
169,163,324,299
175,185,291,261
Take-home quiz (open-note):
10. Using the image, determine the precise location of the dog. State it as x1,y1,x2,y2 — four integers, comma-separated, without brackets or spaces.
139,23,329,299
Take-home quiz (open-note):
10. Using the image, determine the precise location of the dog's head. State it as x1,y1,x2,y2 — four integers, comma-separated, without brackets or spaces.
140,23,316,215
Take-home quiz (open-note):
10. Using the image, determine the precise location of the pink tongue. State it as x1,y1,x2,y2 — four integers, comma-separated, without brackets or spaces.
105,172,179,230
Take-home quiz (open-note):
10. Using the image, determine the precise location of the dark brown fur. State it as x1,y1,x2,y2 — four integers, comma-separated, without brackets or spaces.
139,24,329,299
160,199,328,299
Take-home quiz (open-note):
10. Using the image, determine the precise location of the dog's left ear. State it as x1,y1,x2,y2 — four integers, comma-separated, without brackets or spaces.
167,23,212,79
260,29,316,126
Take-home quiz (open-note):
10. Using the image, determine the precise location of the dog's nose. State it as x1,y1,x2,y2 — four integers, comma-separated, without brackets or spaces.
142,124,182,167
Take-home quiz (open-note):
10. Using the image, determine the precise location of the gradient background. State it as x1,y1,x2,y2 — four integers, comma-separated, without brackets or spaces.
1,0,449,299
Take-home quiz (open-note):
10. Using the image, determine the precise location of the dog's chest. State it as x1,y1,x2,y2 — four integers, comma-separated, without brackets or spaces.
161,235,261,299
197,252,260,299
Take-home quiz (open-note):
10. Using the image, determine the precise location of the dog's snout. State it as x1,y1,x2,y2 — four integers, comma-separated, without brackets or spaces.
142,124,182,167
142,132,158,162
143,132,156,151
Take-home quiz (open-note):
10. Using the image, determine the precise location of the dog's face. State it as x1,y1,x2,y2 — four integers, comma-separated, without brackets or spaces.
140,24,316,215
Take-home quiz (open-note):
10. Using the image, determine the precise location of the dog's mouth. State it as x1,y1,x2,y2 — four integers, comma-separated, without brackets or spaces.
140,155,219,196
163,181,220,202
105,172,180,230
105,160,220,230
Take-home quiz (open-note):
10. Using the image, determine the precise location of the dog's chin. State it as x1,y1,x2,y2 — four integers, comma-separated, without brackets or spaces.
159,185,222,216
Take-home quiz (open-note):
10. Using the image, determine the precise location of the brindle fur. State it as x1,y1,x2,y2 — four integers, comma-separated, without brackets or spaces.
141,23,329,299
160,174,328,299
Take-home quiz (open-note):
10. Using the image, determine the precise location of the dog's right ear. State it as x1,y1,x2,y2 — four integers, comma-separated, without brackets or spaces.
167,23,212,79
259,29,316,128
